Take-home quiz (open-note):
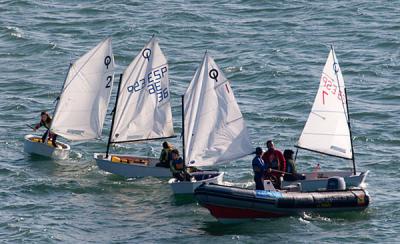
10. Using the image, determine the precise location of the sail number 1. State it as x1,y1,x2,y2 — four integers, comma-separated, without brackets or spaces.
321,75,345,105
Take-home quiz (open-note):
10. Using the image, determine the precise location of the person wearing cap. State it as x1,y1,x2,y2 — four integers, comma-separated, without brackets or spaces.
252,147,266,190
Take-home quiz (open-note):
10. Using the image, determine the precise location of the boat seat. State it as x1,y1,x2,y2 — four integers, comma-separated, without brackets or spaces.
111,156,149,165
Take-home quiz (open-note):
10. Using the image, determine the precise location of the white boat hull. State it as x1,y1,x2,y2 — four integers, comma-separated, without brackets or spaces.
94,153,171,178
169,171,224,195
23,134,70,160
281,170,369,192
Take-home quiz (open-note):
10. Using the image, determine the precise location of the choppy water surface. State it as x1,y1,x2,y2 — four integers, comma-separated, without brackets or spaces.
1,1,399,243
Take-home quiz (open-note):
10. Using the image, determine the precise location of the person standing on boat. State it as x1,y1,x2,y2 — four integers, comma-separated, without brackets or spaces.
156,141,173,168
170,149,190,181
283,149,305,181
262,140,286,182
33,111,57,147
252,147,266,190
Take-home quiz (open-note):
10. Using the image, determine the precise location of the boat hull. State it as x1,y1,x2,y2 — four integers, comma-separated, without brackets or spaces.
23,135,70,160
281,170,369,192
169,171,224,194
194,183,370,221
94,153,171,178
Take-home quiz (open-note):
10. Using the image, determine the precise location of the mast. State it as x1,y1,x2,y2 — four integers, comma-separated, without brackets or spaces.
344,88,356,175
48,62,73,141
106,73,123,158
331,45,356,175
181,94,186,164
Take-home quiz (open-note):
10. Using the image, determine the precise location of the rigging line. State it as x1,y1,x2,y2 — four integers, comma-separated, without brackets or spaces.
294,145,353,160
111,135,177,144
330,45,349,121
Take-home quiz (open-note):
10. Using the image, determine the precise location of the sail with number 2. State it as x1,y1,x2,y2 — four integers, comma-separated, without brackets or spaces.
184,53,253,167
297,47,352,159
110,37,174,143
51,38,115,141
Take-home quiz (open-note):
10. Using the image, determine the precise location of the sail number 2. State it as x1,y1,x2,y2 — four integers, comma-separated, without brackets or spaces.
104,56,112,88
321,75,345,105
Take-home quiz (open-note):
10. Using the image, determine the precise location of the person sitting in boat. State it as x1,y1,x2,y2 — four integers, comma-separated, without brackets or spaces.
262,140,286,186
252,147,266,190
156,141,173,168
170,149,190,181
33,111,58,147
283,149,305,181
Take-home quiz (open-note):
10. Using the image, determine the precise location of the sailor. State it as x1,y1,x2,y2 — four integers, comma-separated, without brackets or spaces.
33,111,57,147
262,140,286,185
252,147,266,190
170,149,190,181
283,149,305,181
156,141,173,168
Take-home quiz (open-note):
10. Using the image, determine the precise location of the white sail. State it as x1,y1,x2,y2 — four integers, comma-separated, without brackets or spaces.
297,48,352,159
51,38,115,141
110,37,174,143
184,53,253,167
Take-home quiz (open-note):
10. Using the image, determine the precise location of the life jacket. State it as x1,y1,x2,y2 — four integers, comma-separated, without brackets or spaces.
172,158,184,172
286,159,296,174
160,148,172,163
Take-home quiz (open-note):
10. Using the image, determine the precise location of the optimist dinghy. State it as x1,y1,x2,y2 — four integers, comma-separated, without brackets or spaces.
24,38,115,159
194,182,370,222
169,53,254,194
94,37,175,178
282,46,368,191
24,134,70,160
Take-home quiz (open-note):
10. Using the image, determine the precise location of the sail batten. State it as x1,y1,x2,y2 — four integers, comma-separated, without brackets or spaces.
110,37,174,143
297,48,352,159
51,38,115,141
184,53,253,167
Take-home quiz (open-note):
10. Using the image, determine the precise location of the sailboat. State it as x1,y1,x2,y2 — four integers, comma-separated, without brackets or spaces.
169,53,254,194
24,38,115,160
94,37,175,178
281,46,369,192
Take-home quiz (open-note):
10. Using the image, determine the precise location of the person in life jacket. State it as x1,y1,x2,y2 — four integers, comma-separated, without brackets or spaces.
283,149,305,181
252,147,266,190
156,141,173,168
170,149,190,181
262,140,286,186
33,111,58,147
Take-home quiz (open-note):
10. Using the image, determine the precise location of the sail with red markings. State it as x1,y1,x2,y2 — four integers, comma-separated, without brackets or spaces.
297,48,352,159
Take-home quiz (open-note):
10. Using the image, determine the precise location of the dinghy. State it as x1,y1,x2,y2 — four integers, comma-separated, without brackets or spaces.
24,38,115,159
194,182,370,222
24,134,70,160
168,53,254,194
94,37,175,178
281,46,368,191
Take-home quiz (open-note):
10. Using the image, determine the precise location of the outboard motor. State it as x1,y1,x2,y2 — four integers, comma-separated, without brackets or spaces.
327,176,346,191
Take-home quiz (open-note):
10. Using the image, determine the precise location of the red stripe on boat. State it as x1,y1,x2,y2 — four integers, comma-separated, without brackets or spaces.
204,204,286,219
